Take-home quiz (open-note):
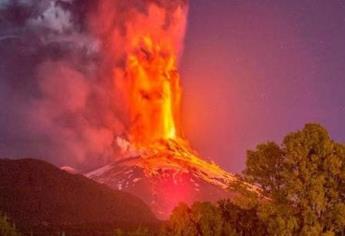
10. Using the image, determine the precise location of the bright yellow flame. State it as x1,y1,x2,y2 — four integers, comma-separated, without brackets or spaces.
124,35,181,146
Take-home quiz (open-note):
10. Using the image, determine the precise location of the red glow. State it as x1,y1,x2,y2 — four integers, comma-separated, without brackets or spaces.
152,172,193,217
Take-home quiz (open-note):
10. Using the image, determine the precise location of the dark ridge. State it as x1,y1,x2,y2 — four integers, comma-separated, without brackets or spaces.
0,158,159,234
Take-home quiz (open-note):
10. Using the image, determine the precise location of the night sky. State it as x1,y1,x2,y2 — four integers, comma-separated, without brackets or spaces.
181,0,345,172
0,0,344,173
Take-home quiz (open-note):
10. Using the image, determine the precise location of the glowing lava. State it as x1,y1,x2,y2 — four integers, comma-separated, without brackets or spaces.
125,35,181,146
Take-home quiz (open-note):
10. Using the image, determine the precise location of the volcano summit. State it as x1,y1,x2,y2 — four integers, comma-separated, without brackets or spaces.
86,138,261,218
84,0,261,218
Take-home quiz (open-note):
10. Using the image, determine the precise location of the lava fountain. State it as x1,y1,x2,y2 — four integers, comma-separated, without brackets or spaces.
87,0,261,218
124,35,181,145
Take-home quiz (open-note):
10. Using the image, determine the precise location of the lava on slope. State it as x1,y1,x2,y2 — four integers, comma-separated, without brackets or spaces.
86,138,261,218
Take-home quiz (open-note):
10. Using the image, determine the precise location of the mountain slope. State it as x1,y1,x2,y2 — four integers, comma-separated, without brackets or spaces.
0,158,158,234
86,159,235,218
86,139,261,218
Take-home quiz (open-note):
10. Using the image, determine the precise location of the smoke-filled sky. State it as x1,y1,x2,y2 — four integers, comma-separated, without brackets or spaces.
0,0,189,172
181,0,345,172
1,0,344,173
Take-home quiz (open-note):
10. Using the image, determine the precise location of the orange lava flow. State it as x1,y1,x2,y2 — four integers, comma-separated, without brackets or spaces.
125,35,182,146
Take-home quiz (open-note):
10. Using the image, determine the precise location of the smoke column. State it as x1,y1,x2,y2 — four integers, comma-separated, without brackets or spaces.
0,0,188,171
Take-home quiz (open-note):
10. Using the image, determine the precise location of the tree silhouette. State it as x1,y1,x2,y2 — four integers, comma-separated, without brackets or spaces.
244,124,345,235
0,213,20,236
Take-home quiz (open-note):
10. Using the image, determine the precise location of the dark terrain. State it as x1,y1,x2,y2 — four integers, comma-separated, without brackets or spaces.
0,159,159,234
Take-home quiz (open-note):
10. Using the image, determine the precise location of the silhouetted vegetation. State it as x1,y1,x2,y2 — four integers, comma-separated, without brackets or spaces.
113,226,151,236
161,200,266,236
160,124,345,236
0,213,20,236
244,124,345,235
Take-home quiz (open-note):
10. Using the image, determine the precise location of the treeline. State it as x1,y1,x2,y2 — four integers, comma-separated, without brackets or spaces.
161,200,266,236
113,200,266,236
124,124,345,236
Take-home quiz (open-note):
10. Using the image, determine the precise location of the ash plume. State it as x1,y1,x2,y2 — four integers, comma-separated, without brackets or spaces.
0,0,188,171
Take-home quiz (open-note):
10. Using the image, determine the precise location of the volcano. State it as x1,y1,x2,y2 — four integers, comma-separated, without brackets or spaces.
86,1,260,218
86,138,261,218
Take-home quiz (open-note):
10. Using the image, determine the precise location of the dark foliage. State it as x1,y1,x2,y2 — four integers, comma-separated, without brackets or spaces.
244,124,345,235
0,213,20,236
161,200,267,236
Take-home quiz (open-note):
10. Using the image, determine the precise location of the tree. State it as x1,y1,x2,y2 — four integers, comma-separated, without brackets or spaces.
218,199,267,236
0,213,20,236
190,202,224,236
163,202,236,236
162,203,199,236
113,226,151,236
128,226,151,236
244,124,345,235
163,200,269,236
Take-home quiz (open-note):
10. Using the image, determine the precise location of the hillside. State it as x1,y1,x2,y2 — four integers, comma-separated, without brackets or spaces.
0,158,158,234
86,139,260,218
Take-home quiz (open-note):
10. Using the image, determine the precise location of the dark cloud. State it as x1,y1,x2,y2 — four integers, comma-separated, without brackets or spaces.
0,0,117,170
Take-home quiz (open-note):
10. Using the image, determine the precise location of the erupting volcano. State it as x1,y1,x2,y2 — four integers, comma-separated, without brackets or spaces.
86,0,260,218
